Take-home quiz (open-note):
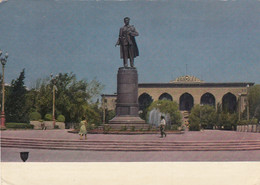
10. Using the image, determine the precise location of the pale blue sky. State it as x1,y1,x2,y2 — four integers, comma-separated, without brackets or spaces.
1,0,260,94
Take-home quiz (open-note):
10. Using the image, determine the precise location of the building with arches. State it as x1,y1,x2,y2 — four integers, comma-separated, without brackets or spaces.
102,75,254,117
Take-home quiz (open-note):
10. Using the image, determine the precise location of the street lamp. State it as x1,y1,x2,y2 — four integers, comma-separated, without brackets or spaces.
238,93,241,121
102,99,107,124
246,84,250,121
199,104,203,131
0,50,8,129
50,74,58,128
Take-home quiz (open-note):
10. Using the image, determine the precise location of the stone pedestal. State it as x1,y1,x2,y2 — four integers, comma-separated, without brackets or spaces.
109,67,146,130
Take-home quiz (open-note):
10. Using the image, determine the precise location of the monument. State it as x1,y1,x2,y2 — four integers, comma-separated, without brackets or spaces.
109,17,146,129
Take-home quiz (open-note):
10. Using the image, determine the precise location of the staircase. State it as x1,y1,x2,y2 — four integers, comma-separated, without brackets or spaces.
1,137,260,151
181,111,190,126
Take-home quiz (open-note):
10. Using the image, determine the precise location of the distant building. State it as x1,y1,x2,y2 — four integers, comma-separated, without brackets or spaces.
102,75,254,115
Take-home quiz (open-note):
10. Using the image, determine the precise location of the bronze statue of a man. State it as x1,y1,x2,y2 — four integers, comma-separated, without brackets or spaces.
115,17,139,68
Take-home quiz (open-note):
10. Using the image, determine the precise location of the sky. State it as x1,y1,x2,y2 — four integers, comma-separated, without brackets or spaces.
0,0,260,94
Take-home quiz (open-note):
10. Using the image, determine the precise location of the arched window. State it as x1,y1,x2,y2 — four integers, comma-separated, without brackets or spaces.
222,93,237,113
200,93,216,107
179,93,194,111
159,93,173,101
138,93,153,111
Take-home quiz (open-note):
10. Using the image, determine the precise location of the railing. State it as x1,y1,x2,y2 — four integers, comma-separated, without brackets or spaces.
236,125,260,133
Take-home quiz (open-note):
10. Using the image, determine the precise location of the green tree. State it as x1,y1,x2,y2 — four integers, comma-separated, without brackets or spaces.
34,78,52,117
31,73,104,124
147,100,182,126
189,105,201,131
200,105,218,129
217,112,238,130
248,85,260,122
5,69,29,123
189,105,217,131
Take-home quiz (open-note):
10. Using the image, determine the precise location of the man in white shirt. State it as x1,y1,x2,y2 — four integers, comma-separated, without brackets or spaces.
159,116,167,138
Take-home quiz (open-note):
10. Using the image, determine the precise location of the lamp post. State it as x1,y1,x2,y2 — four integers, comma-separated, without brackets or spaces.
246,84,250,121
199,104,203,131
238,93,241,121
50,74,58,128
0,50,8,129
102,97,107,124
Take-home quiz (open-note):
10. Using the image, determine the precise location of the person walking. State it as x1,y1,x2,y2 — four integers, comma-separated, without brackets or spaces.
79,119,87,140
159,116,167,138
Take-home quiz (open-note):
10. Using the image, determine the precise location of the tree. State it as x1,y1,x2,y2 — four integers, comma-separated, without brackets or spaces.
31,73,104,124
147,100,182,126
5,69,29,123
248,85,260,122
189,105,201,131
189,105,217,131
217,112,238,130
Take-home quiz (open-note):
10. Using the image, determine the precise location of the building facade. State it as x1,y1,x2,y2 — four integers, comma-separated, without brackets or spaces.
102,75,254,114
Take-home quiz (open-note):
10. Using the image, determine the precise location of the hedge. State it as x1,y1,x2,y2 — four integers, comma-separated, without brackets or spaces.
29,112,41,121
57,115,65,122
44,114,52,121
6,123,34,129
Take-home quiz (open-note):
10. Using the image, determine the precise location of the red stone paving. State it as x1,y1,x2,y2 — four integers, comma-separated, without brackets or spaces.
1,129,260,162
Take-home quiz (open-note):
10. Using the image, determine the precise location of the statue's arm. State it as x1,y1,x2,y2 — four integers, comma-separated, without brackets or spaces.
129,26,139,37
115,28,121,46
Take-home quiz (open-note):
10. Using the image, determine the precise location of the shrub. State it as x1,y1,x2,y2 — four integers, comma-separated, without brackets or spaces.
86,123,95,130
170,125,178,131
238,120,249,125
218,113,238,130
120,126,127,131
54,125,59,129
103,125,111,132
57,115,65,122
189,104,218,130
44,114,52,121
6,123,34,129
29,112,41,121
189,120,200,131
189,105,201,131
250,118,258,125
131,126,135,132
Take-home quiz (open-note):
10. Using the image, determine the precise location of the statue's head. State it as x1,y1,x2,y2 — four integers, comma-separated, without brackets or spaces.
124,17,130,25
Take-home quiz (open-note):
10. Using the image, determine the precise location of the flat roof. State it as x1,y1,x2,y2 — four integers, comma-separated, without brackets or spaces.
138,82,255,88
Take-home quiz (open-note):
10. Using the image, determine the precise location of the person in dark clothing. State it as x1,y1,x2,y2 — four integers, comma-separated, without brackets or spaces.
159,116,166,138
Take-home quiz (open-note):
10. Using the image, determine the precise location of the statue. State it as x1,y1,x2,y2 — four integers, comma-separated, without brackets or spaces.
115,17,139,68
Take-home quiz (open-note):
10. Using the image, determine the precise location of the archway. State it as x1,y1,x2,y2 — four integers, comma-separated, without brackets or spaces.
159,93,173,101
138,93,153,120
138,93,153,111
222,93,237,113
200,93,216,107
179,93,194,111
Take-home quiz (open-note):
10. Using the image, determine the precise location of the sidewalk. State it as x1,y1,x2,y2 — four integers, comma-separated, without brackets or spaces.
1,129,260,162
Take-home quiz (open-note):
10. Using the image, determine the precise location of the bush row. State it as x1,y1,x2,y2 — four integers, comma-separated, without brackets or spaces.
237,119,258,125
6,122,34,129
29,112,65,122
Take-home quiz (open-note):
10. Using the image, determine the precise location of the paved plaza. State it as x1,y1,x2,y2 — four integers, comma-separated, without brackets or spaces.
1,129,260,162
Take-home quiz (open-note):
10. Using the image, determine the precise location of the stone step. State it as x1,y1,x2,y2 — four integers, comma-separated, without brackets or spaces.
2,137,260,151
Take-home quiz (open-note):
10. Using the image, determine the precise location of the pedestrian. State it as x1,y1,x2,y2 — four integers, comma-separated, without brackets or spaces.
79,119,87,140
159,116,166,138
41,123,46,130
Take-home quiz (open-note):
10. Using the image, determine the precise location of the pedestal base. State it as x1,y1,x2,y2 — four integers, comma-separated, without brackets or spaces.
108,67,148,130
108,116,147,130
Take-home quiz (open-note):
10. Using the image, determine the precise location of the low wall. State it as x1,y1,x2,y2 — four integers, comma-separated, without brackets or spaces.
30,121,65,130
236,125,260,133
